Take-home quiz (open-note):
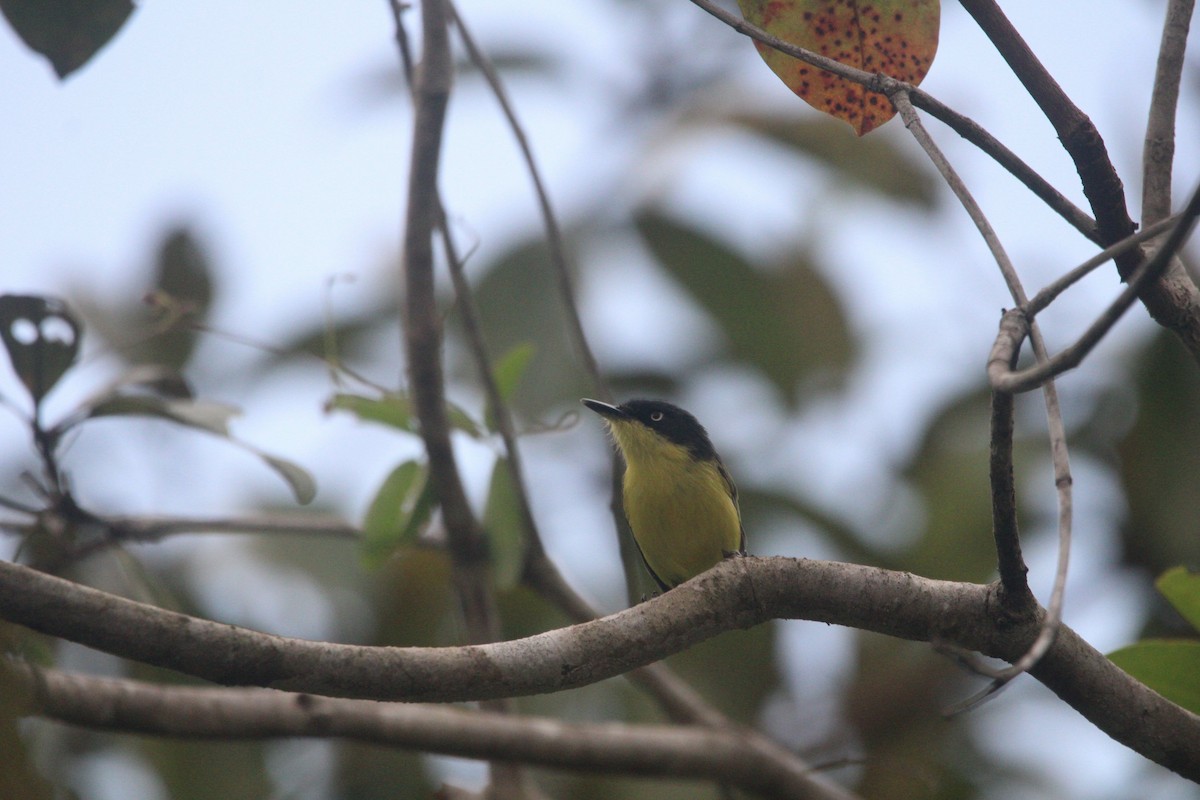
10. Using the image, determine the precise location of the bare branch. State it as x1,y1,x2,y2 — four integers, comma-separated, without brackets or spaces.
13,666,853,800
1026,214,1182,317
893,90,1074,689
991,186,1200,394
958,0,1200,362
1143,0,1194,225
394,4,530,794
398,0,499,640
448,3,611,403
988,370,1031,604
2,557,1199,781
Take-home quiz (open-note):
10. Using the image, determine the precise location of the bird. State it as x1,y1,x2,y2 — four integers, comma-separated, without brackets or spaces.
582,398,745,591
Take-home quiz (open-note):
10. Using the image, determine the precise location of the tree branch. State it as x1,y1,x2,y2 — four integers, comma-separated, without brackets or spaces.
1143,0,1194,225
958,0,1200,361
2,556,1198,780
11,666,851,800
396,4,530,794
401,0,493,609
991,186,1200,394
988,370,1030,605
447,2,610,402
893,90,1074,686
1026,214,1182,317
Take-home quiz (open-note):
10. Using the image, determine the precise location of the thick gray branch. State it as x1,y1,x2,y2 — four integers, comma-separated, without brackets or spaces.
1,556,1197,780
14,667,849,800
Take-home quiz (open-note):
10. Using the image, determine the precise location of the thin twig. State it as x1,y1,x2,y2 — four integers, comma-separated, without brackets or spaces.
992,185,1200,394
892,91,1073,688
397,0,494,627
437,209,549,567
446,2,649,606
1143,0,1194,226
1026,214,1181,317
447,2,611,401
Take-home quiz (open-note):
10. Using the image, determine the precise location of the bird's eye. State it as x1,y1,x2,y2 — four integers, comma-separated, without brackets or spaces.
650,411,664,422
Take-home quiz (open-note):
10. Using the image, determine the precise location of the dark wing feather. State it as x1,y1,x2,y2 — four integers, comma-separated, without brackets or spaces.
717,459,748,555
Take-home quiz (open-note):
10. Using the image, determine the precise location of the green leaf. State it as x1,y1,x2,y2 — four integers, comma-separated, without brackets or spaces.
81,377,315,505
721,113,938,207
1109,640,1200,715
0,294,82,406
253,451,317,506
483,343,536,433
737,0,940,135
361,461,435,568
493,343,535,402
1156,567,1200,633
468,236,588,412
0,0,135,78
1117,332,1200,572
635,212,853,402
483,459,526,590
87,394,237,436
327,392,485,439
328,392,415,431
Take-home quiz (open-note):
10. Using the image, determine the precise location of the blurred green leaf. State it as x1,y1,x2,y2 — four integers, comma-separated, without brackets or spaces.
1118,332,1200,572
667,625,780,723
88,394,238,436
1109,640,1200,715
0,657,56,800
470,236,587,412
327,392,485,439
361,460,435,568
635,212,853,402
81,379,315,505
255,452,317,506
0,0,134,78
483,458,526,590
484,342,535,432
69,225,219,375
135,227,215,370
142,737,271,800
0,294,81,407
899,387,1042,581
846,633,983,796
720,113,938,206
493,342,535,402
1158,567,1200,632
739,486,888,567
329,392,414,431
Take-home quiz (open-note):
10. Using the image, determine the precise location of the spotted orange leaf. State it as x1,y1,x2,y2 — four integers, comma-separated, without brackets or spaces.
738,0,940,135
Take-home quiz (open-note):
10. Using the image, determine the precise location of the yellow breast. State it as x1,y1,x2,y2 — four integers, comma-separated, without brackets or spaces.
622,456,742,589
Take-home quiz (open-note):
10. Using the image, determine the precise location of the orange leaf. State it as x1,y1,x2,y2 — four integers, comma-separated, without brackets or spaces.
738,0,940,135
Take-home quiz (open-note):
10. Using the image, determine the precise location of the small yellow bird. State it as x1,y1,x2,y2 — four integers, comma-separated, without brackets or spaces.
583,398,746,591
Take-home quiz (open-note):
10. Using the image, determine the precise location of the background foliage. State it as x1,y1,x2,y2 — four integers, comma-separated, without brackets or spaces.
1,1,1198,799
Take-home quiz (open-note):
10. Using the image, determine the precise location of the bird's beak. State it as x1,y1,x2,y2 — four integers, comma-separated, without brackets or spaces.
582,398,626,420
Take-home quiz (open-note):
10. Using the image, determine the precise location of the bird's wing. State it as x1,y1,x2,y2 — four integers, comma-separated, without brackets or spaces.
718,460,748,555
